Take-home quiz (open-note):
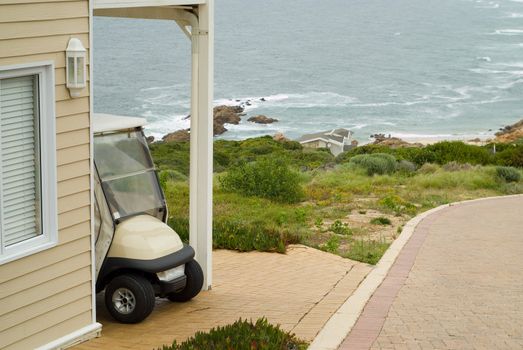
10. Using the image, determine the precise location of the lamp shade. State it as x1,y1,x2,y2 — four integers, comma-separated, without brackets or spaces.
66,38,87,97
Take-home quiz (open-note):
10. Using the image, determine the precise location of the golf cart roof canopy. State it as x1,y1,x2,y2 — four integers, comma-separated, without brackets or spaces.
94,113,147,133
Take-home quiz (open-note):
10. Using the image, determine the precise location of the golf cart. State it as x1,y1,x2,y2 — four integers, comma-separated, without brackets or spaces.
93,113,203,323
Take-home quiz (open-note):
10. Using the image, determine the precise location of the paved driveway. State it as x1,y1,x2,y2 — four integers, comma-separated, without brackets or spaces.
341,196,523,349
75,245,371,349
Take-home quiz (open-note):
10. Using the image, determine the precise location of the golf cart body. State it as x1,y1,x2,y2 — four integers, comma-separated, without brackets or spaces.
93,114,203,323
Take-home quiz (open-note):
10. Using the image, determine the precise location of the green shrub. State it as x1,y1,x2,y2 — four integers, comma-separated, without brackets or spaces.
424,141,492,165
150,141,191,176
336,144,391,163
417,163,440,174
336,144,433,166
282,140,303,150
329,220,351,235
167,216,189,243
495,145,523,168
442,161,474,172
213,218,298,253
157,318,307,350
321,235,340,253
158,169,188,188
349,153,397,176
397,160,417,174
291,149,335,170
294,208,308,223
344,239,390,265
496,166,521,183
338,141,506,167
167,216,300,253
220,158,304,203
370,217,392,225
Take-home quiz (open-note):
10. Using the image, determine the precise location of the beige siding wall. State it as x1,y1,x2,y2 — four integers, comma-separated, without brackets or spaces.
0,0,93,349
302,140,327,149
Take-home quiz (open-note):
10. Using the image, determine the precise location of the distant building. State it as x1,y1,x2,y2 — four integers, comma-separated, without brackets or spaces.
298,128,356,156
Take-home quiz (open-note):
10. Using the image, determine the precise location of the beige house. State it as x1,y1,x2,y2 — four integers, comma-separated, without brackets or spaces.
0,0,213,348
298,128,356,156
0,0,99,349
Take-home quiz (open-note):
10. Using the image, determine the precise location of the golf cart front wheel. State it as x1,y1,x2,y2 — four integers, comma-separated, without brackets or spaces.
167,259,204,302
105,273,155,323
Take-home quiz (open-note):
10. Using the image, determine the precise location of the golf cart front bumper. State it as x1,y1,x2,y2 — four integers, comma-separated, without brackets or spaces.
97,244,195,292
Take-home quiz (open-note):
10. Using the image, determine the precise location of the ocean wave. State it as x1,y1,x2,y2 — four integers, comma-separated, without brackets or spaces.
140,84,182,92
352,100,427,107
476,56,492,62
143,112,190,137
215,92,358,110
469,68,506,74
389,132,493,140
390,132,455,138
447,97,518,107
490,29,523,35
496,61,523,68
475,1,499,9
141,93,190,108
505,12,523,18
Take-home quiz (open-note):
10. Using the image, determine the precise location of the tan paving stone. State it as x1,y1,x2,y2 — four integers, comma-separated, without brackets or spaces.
74,245,371,349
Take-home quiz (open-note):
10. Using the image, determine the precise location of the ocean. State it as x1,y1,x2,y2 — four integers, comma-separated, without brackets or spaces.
93,0,523,142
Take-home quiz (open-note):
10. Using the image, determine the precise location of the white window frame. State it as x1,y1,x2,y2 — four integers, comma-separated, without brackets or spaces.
0,61,58,265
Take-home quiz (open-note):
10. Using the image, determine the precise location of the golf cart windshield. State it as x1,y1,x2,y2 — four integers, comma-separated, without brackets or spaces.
94,130,166,222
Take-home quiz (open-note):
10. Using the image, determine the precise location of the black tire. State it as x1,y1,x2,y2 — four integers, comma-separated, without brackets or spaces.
105,273,155,324
167,259,204,302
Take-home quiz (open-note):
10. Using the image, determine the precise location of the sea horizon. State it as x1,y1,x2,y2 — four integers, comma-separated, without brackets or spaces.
94,0,523,143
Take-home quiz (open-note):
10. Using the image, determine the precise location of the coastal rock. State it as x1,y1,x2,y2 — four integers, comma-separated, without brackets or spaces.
175,105,245,137
214,105,244,115
273,132,289,142
247,115,278,124
495,119,523,143
213,105,243,135
163,129,190,142
184,106,244,136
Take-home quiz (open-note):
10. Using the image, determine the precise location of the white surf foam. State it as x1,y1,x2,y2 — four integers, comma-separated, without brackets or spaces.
476,2,499,8
215,92,358,110
491,29,523,35
143,113,190,139
505,12,523,18
469,68,506,74
496,61,523,68
476,56,492,62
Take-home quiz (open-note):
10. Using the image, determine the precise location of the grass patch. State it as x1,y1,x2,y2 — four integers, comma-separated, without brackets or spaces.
344,239,390,265
157,318,307,350
370,217,392,225
329,220,351,235
154,137,523,265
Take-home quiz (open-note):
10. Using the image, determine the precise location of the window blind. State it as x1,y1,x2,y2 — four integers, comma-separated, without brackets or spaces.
0,75,41,246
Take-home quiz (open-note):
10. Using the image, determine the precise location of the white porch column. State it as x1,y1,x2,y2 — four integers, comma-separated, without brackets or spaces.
189,1,213,290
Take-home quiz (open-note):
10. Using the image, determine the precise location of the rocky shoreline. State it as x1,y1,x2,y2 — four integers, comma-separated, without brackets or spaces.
157,102,523,147
161,101,279,143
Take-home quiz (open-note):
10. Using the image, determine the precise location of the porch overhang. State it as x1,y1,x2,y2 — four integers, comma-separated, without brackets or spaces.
92,0,214,290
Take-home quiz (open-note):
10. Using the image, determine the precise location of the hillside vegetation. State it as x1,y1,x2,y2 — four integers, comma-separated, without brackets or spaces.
150,137,523,264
